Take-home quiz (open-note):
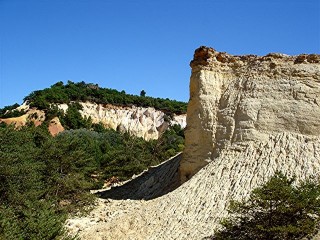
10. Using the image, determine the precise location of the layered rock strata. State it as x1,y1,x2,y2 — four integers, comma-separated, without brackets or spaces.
180,46,320,182
65,47,320,240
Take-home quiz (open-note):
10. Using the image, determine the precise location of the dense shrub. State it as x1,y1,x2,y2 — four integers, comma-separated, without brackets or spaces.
0,103,26,118
0,121,184,238
58,102,92,130
0,124,67,239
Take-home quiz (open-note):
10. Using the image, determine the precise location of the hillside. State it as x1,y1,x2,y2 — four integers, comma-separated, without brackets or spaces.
0,81,187,140
0,82,187,239
66,47,320,239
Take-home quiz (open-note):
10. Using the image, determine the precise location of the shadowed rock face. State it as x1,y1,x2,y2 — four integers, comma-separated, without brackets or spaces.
98,153,182,200
180,46,320,182
65,47,320,240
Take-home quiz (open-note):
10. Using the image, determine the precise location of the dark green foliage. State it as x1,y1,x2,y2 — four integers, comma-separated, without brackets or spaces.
210,172,320,240
0,103,19,114
92,122,107,133
24,80,187,114
45,104,64,121
39,129,101,211
0,103,26,118
59,102,92,130
104,124,184,180
0,125,66,239
0,121,184,239
149,124,185,161
44,102,92,130
140,89,146,97
101,131,156,180
0,200,65,240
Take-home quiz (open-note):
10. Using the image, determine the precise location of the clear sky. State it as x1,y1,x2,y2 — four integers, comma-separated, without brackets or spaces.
0,0,319,107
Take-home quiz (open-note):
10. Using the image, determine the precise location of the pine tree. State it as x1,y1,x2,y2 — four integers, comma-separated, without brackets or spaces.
210,172,320,240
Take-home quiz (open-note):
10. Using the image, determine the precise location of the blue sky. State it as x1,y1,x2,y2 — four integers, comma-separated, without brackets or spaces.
0,0,319,107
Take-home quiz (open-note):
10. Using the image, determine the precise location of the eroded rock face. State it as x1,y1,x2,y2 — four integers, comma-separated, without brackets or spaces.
48,117,64,136
65,47,320,240
180,46,320,182
0,105,45,128
0,102,186,140
58,102,186,140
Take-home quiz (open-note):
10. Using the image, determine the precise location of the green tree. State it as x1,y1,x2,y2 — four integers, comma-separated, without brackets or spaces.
210,172,320,240
0,125,66,240
0,103,26,118
140,89,146,97
60,103,92,130
24,81,187,115
39,129,100,211
0,118,185,239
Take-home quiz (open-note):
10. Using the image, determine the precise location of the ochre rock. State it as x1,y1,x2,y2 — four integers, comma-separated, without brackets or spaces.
70,102,186,140
48,117,64,136
0,108,45,128
1,102,186,140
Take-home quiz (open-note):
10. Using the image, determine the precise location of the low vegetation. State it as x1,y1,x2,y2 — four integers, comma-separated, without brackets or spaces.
209,172,320,240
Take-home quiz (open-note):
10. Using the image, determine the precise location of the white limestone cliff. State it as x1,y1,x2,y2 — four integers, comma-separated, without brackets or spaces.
59,102,186,140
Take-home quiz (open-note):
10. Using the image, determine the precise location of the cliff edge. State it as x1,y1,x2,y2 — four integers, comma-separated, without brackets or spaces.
180,46,320,182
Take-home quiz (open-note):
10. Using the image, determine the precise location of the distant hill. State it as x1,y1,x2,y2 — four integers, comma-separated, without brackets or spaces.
0,81,187,139
23,80,187,115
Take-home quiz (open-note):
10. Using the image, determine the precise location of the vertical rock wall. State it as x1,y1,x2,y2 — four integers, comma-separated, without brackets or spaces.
180,46,320,182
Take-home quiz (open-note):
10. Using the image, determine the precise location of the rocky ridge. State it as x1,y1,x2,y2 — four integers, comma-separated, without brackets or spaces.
66,47,320,239
0,102,186,140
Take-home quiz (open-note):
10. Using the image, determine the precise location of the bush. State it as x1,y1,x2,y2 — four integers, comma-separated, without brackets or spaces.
209,172,320,240
0,103,26,118
59,103,92,130
0,125,67,239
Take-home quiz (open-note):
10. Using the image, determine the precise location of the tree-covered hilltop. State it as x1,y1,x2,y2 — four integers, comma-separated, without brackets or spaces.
23,80,187,115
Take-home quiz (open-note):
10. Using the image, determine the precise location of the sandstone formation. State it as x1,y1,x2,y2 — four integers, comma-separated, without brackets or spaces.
0,102,45,128
76,102,186,140
0,102,186,140
180,46,320,182
65,47,320,240
48,117,65,136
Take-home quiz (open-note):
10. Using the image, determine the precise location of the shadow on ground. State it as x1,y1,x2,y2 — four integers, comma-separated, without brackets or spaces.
97,153,182,200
